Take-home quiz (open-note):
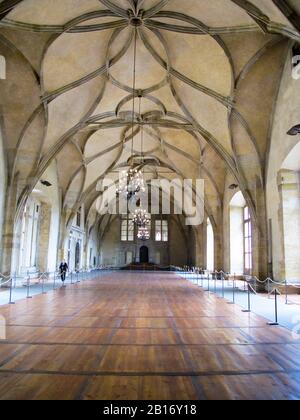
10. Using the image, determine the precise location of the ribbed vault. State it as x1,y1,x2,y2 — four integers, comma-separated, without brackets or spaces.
0,0,299,249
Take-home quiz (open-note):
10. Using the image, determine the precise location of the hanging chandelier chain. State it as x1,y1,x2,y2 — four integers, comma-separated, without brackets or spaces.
139,96,144,163
131,27,138,157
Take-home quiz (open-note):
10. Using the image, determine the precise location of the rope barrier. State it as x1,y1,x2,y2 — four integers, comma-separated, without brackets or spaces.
178,266,300,309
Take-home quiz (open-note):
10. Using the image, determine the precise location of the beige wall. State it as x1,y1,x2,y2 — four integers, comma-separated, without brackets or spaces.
100,216,190,267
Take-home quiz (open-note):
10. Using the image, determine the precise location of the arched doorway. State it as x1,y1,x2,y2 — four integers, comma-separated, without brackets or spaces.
140,246,149,264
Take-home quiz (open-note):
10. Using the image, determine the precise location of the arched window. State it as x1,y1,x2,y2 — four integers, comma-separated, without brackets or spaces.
230,191,248,275
76,207,81,227
0,56,6,80
121,214,134,242
155,218,168,242
207,218,214,271
244,206,253,275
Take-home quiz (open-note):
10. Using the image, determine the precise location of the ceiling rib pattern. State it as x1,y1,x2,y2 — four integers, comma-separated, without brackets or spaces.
0,0,297,229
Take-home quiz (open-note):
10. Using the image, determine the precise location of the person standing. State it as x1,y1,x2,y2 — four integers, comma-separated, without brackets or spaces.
59,260,68,286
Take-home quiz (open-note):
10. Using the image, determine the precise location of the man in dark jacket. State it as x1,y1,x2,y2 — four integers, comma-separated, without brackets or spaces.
59,260,68,286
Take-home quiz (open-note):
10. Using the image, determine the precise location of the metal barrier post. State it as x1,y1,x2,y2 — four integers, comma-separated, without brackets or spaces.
207,273,210,292
53,272,56,290
242,283,251,313
285,279,288,305
268,288,279,326
222,273,225,298
233,274,236,303
42,274,46,294
71,271,73,285
9,277,15,304
214,272,217,294
27,272,32,299
228,274,235,304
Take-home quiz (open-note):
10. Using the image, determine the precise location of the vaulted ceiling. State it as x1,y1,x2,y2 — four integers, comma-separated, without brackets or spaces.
0,0,299,231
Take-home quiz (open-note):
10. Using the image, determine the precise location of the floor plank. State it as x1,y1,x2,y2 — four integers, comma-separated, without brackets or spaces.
0,272,299,400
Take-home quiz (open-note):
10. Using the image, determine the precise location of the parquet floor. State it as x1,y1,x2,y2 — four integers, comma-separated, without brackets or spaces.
0,272,300,400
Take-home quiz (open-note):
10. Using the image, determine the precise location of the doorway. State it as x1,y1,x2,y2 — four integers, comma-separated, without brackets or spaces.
140,246,149,264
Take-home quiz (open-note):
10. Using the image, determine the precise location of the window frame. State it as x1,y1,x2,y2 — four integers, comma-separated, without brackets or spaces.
121,214,134,242
155,218,168,242
243,206,253,275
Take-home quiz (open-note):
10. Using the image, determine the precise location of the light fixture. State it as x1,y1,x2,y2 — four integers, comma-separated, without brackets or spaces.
287,124,300,136
133,208,151,228
40,180,52,187
137,227,150,241
117,167,146,199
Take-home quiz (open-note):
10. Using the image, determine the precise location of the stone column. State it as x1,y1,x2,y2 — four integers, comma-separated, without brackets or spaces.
1,179,19,275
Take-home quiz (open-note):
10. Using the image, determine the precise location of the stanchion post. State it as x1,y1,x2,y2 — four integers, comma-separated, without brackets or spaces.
233,273,236,303
242,282,251,313
27,271,32,299
42,274,45,294
222,273,225,298
9,276,15,304
285,279,288,305
53,272,56,290
268,288,279,326
227,273,235,304
214,272,217,294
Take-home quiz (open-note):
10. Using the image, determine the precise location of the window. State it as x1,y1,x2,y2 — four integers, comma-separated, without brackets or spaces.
155,219,168,242
207,218,214,271
0,56,6,80
76,207,81,227
244,207,252,274
121,215,134,242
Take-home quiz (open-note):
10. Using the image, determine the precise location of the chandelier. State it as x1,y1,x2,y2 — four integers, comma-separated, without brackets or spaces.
117,167,146,199
137,227,150,241
133,208,151,228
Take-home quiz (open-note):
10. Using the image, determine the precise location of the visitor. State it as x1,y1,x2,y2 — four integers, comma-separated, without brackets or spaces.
59,260,68,286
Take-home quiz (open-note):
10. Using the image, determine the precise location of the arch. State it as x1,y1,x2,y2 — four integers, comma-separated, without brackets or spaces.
0,55,6,80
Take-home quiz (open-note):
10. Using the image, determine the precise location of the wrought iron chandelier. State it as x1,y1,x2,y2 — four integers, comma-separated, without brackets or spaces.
117,167,146,199
137,227,150,241
133,208,151,228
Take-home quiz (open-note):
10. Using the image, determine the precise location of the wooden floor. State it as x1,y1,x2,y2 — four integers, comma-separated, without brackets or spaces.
0,272,300,400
